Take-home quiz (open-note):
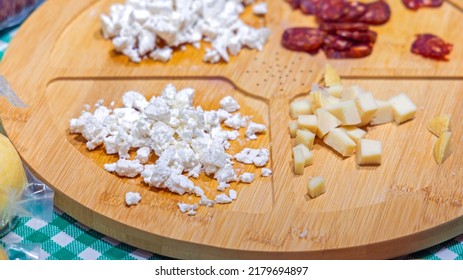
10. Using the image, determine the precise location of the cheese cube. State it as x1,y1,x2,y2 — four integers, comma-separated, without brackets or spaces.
323,128,356,157
326,85,344,98
294,144,314,166
295,129,315,149
316,109,342,138
356,139,382,165
370,100,394,125
433,131,452,165
290,99,312,118
289,120,298,138
297,115,318,133
293,147,305,175
324,63,341,87
355,92,378,126
389,93,417,124
311,91,340,110
427,115,451,137
342,86,365,101
339,126,366,143
325,100,361,125
307,176,326,198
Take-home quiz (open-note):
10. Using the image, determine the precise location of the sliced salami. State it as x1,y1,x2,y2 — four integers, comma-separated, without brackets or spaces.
339,1,367,22
323,34,354,51
300,0,321,15
359,1,391,25
411,34,453,60
282,27,327,52
285,0,301,9
336,29,377,43
402,0,444,10
324,44,373,59
319,22,370,33
316,0,349,22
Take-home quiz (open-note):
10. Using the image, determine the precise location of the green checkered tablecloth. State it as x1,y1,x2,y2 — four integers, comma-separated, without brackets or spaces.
1,24,463,261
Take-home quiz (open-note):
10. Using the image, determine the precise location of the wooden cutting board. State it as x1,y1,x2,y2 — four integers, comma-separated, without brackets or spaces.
1,0,462,259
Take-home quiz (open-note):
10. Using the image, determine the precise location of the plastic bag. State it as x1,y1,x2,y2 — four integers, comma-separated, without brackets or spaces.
0,76,53,236
0,0,45,32
0,243,41,260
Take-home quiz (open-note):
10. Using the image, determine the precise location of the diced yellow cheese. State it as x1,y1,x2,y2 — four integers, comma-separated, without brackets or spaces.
433,131,452,165
389,93,417,124
0,246,7,260
297,115,318,133
295,129,315,149
324,63,341,87
0,134,28,216
311,91,340,110
356,139,382,165
370,100,394,125
290,99,312,118
293,147,305,175
427,114,451,137
307,176,326,198
323,128,356,157
289,120,298,138
326,85,344,98
325,100,361,126
294,144,314,167
341,86,365,101
316,109,342,138
339,126,366,143
355,92,378,126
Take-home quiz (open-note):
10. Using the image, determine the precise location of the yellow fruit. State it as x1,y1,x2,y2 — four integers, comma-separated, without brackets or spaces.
433,131,452,165
0,134,28,225
427,115,451,137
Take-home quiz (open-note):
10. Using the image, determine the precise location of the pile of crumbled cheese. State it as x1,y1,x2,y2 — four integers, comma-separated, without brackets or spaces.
69,84,270,215
100,0,270,63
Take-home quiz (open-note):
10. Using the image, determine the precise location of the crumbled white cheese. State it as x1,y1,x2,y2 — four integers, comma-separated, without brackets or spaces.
70,83,272,214
224,113,247,129
104,159,144,178
101,0,270,64
220,96,240,112
245,121,266,140
229,189,237,200
199,195,216,207
178,203,199,215
253,2,267,15
299,229,308,239
125,192,142,206
240,172,255,183
215,193,233,204
234,148,270,167
261,168,272,177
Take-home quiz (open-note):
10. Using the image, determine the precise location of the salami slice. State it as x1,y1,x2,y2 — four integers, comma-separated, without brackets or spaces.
336,29,377,43
285,0,301,9
300,0,321,15
316,0,349,22
282,28,327,52
359,1,391,25
411,34,453,60
319,22,370,33
402,0,443,10
339,1,367,22
324,44,373,59
323,34,354,51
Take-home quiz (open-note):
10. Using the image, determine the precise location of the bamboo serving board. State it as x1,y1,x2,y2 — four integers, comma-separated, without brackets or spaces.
1,0,463,259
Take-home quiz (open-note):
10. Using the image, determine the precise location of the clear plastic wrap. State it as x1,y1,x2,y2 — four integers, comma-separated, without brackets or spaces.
0,0,45,32
0,243,41,260
0,75,54,236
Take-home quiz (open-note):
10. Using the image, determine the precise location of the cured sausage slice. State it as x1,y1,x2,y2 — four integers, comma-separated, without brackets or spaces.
319,22,370,32
300,0,321,15
411,34,453,60
359,1,391,25
324,44,373,58
316,0,349,22
323,34,354,51
282,28,327,52
339,1,367,22
402,0,443,10
285,0,301,9
336,29,377,43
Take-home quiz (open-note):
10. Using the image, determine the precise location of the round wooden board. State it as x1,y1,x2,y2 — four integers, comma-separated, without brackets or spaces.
1,0,463,259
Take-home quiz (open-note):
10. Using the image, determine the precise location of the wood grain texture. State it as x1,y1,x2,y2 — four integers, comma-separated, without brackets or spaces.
0,0,462,259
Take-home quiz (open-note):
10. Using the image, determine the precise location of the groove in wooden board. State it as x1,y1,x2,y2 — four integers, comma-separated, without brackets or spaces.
0,0,462,259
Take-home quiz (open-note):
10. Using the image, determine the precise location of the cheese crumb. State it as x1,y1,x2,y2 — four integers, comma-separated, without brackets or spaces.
253,2,267,15
229,189,237,200
178,203,199,215
215,193,233,204
220,96,240,112
261,168,272,177
240,172,255,183
125,192,142,206
245,121,266,140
